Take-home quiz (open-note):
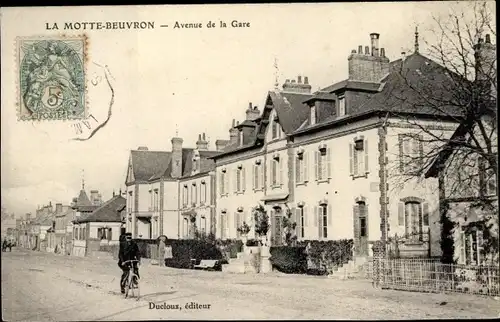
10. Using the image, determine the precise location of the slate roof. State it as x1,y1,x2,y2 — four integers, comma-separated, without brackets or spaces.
74,190,93,208
211,90,311,159
129,150,172,182
74,195,126,223
292,52,467,136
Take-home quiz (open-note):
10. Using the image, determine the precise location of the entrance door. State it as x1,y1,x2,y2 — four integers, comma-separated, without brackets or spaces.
358,216,368,256
354,202,369,256
272,208,283,246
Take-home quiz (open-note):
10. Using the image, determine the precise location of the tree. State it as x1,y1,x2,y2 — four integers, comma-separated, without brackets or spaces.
386,1,497,264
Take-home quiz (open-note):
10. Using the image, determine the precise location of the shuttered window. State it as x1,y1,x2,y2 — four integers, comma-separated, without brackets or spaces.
399,134,423,174
349,139,369,177
398,200,429,241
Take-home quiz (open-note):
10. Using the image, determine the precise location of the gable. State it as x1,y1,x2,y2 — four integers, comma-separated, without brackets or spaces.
125,155,135,184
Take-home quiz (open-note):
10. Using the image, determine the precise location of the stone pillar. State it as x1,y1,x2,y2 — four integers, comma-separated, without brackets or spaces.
372,240,386,288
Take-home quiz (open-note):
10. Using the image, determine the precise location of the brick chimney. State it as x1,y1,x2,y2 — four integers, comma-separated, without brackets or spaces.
282,75,312,94
90,190,102,206
55,203,63,214
196,133,209,150
474,34,496,82
215,139,229,151
229,119,239,145
171,136,183,178
348,33,390,82
245,102,260,121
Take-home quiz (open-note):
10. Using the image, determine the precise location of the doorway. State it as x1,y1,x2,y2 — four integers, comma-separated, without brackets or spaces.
355,201,369,256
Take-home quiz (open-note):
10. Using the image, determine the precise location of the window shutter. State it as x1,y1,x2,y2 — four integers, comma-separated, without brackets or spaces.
398,134,404,173
303,206,308,228
234,212,238,229
422,202,429,226
291,207,297,236
234,169,239,193
364,139,369,173
349,143,354,176
328,203,332,227
304,152,309,182
225,172,229,195
314,151,319,181
327,147,332,179
398,202,405,226
242,167,246,192
260,165,265,190
314,206,318,228
270,210,276,242
269,159,273,188
318,207,323,238
252,165,256,190
108,228,112,241
295,156,300,183
279,159,284,186
295,208,301,238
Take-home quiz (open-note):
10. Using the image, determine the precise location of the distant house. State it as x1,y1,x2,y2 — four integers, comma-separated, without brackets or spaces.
72,194,126,257
69,186,101,256
32,203,55,252
54,204,74,255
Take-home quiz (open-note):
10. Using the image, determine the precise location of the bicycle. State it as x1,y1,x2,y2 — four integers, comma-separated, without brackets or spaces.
122,259,140,300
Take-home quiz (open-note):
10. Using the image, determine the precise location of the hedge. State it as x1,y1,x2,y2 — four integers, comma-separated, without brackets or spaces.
270,246,307,274
269,239,354,275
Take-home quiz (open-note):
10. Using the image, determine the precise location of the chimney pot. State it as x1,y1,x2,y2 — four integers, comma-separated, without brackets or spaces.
232,119,235,127
380,48,385,57
198,134,202,140
351,49,356,53
298,75,302,83
365,46,370,55
202,133,206,140
291,79,296,83
358,45,363,53
304,76,309,84
248,102,252,110
485,34,491,43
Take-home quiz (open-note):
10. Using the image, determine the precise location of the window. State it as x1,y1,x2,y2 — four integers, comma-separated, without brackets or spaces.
155,190,159,211
310,106,316,125
295,207,306,238
399,134,422,174
252,163,265,190
200,216,206,234
338,96,345,116
149,189,153,210
479,158,497,196
239,130,244,146
234,167,246,193
318,205,329,238
235,211,243,238
182,185,188,207
183,217,189,238
349,138,368,177
200,182,207,204
270,158,281,187
220,213,227,239
459,226,484,265
398,200,429,241
315,148,330,181
191,183,197,205
272,117,280,139
486,168,497,196
220,171,229,196
296,152,309,184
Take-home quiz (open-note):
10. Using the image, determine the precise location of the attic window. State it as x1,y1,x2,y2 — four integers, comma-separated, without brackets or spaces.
338,96,346,116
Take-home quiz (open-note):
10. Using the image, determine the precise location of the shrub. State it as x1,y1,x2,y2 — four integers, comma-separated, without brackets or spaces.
270,246,307,274
133,239,157,259
246,239,259,247
297,239,354,274
164,239,224,269
253,204,269,237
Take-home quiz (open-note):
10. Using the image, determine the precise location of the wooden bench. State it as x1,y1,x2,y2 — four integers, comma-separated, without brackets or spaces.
193,259,219,271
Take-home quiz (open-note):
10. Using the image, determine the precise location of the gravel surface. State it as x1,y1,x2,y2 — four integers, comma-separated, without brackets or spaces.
2,249,499,320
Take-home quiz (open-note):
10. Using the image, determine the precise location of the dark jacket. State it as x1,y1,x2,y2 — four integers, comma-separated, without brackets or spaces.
120,240,141,263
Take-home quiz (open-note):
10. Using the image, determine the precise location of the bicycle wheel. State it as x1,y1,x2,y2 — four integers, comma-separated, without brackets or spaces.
135,277,140,301
124,271,130,299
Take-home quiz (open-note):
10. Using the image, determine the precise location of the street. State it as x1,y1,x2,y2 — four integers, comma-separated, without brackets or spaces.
2,249,499,321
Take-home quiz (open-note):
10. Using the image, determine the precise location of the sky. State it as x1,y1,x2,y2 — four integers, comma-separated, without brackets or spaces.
0,1,496,217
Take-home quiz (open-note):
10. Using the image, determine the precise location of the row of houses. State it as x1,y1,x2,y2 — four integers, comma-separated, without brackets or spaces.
118,31,494,267
16,187,127,257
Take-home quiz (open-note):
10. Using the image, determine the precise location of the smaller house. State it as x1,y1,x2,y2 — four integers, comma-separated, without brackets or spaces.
69,186,100,256
32,203,55,252
72,194,126,257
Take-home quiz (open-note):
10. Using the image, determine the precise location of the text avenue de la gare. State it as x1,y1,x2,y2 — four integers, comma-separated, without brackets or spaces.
45,20,251,30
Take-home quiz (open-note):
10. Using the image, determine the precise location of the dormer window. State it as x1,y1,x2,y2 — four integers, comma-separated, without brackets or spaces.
272,117,279,139
310,105,316,125
338,96,345,116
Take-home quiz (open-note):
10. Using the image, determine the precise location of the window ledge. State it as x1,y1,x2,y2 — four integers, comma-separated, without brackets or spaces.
296,181,308,187
234,191,245,195
253,188,264,192
316,179,330,184
351,173,369,180
270,185,282,189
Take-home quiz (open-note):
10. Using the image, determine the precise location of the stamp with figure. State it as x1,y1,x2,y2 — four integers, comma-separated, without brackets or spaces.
17,36,88,121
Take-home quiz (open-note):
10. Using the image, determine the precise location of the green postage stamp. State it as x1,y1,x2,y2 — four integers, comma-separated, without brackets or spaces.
17,36,88,121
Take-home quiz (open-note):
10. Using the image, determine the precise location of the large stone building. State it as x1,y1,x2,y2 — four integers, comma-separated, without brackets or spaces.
210,32,463,259
125,134,218,239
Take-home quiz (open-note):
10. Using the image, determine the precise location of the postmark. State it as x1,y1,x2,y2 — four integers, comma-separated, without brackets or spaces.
17,36,88,121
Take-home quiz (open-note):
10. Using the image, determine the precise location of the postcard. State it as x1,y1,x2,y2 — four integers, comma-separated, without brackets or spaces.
1,2,498,321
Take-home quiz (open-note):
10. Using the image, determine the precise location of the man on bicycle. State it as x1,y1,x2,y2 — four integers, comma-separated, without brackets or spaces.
118,233,141,293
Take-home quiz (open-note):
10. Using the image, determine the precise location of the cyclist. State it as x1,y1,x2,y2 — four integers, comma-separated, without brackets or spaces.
118,233,141,293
